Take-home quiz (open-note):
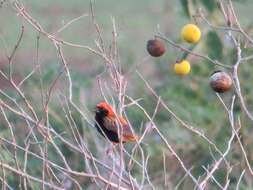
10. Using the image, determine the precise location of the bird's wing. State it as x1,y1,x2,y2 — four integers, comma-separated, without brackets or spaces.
120,117,139,142
103,116,138,142
102,116,117,132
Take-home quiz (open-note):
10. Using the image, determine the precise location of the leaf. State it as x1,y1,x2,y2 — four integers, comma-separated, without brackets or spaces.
200,0,216,13
180,0,191,18
234,0,247,2
206,31,223,60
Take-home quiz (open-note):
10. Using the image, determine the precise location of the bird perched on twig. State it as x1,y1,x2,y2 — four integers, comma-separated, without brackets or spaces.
94,101,139,143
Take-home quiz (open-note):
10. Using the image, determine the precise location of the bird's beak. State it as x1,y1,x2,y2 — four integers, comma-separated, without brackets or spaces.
94,107,99,113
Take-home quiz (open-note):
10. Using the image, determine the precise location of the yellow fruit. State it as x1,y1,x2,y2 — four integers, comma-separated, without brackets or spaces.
181,24,201,43
174,60,191,75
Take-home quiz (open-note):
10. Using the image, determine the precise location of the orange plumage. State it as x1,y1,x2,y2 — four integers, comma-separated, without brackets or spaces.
95,102,138,143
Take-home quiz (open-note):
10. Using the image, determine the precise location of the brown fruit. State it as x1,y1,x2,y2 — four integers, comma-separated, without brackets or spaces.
146,39,165,57
210,71,232,93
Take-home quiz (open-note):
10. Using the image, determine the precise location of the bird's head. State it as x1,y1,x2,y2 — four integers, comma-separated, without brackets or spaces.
95,102,115,118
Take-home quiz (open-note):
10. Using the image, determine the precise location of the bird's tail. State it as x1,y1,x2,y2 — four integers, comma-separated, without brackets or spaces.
123,135,140,142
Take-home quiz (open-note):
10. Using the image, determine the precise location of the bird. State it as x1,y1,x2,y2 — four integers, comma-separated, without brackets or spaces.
94,101,139,143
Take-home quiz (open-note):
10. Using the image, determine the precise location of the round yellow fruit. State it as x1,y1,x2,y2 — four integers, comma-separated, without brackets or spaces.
174,60,191,75
181,24,201,43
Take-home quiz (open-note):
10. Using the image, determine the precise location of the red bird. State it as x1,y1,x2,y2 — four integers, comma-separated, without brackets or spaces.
95,102,138,143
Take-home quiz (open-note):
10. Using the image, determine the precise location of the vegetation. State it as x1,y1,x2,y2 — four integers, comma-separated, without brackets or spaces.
0,0,253,189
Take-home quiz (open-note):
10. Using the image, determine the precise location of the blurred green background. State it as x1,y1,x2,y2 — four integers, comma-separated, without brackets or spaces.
0,0,253,189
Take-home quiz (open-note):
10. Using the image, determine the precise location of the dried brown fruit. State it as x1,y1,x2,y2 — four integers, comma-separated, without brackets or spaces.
146,39,165,57
210,71,232,93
